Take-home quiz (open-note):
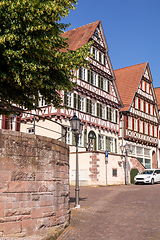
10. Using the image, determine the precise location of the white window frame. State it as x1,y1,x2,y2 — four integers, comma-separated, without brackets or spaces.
66,127,71,145
154,126,157,137
139,120,143,133
103,78,107,91
146,102,148,114
110,137,114,152
149,124,152,136
141,99,143,111
128,116,132,129
81,67,86,81
93,73,97,86
67,92,72,107
100,135,105,150
134,119,137,131
92,101,96,116
102,105,106,119
145,122,148,134
80,96,85,112
135,97,138,109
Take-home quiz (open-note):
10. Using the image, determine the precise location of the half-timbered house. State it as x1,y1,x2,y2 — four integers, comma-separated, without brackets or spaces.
115,63,159,169
21,20,123,185
154,87,160,167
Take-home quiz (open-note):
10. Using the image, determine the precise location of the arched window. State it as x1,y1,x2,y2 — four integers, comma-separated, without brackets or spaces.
88,131,96,151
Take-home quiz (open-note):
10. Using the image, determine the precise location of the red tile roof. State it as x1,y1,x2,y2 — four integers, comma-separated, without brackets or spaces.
114,62,147,111
62,20,101,51
154,87,160,110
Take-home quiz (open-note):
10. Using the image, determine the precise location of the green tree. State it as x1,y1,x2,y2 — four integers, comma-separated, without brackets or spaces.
0,0,91,114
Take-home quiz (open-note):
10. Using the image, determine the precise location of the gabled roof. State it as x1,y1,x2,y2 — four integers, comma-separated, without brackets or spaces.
62,20,101,51
154,87,160,110
114,62,148,111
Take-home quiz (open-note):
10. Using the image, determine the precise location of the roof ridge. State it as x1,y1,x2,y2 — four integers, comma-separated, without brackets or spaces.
114,62,147,71
63,20,101,33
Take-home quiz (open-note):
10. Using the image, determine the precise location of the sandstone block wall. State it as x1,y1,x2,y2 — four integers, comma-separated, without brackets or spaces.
0,129,70,238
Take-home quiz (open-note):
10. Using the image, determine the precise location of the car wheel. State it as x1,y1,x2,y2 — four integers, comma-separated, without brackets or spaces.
151,178,154,185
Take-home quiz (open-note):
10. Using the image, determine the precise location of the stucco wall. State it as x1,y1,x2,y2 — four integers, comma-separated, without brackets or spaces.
0,129,70,238
70,151,145,186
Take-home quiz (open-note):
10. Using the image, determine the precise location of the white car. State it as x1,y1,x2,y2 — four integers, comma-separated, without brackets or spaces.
134,169,160,185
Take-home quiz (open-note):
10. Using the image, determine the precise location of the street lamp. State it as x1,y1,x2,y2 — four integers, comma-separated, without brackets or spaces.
120,143,132,185
70,113,83,208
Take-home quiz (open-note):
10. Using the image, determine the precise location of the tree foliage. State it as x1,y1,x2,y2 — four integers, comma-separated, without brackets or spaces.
0,0,91,114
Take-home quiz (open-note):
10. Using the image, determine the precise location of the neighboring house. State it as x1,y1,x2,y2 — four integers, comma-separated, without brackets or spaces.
154,87,160,167
115,62,159,169
0,115,21,131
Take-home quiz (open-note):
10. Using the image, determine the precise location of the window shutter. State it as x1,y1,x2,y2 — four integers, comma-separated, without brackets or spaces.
88,69,91,83
62,127,66,143
145,82,147,92
152,125,154,136
16,116,21,131
99,52,102,63
138,98,141,109
98,75,101,88
108,81,110,93
106,136,110,152
104,56,106,66
148,103,150,114
137,119,139,132
143,122,145,133
115,110,118,124
64,91,67,106
91,71,93,84
141,80,143,90
78,68,82,79
107,107,109,120
89,99,92,114
109,107,111,121
74,93,77,109
93,47,95,58
97,103,100,117
98,135,101,150
78,95,80,110
100,76,103,89
132,118,134,130
100,104,102,118
126,116,128,129
115,138,117,153
72,132,76,146
86,99,89,113
84,129,87,148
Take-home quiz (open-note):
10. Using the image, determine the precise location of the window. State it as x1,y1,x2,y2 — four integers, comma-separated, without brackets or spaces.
111,108,114,122
64,91,72,107
97,103,102,118
144,149,150,157
78,132,83,147
145,122,148,134
132,146,136,154
93,73,97,86
40,97,46,107
103,78,107,91
80,96,85,111
112,169,117,177
86,98,92,114
150,105,153,115
106,107,111,121
139,120,143,133
149,124,152,136
145,159,151,169
134,119,137,131
92,101,96,116
128,116,132,129
110,137,114,152
146,83,150,93
141,99,143,111
102,105,106,119
107,80,110,93
79,67,86,81
154,126,157,137
146,102,148,114
93,47,98,61
66,127,71,145
137,147,143,155
98,135,105,150
27,127,34,134
98,75,103,89
135,97,138,109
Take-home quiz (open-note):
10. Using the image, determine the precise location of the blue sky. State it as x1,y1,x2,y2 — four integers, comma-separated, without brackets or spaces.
62,0,160,88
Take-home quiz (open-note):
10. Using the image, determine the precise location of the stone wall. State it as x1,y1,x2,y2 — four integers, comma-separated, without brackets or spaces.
0,129,70,238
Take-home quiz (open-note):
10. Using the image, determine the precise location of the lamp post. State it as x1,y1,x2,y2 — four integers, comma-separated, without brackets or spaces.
70,113,83,208
120,143,132,185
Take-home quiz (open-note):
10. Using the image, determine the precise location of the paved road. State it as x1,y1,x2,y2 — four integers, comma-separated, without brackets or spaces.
58,184,160,240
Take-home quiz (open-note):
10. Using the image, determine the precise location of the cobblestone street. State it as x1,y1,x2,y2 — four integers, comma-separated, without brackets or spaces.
58,184,160,240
